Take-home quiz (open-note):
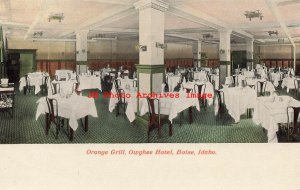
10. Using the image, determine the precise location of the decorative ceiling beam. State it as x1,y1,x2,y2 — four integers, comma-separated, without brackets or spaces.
0,21,29,28
168,5,226,30
168,5,254,40
59,6,135,38
166,33,199,41
231,22,300,30
23,0,50,40
266,0,295,47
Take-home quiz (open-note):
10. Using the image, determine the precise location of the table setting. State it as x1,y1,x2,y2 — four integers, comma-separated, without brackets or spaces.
253,95,300,142
36,93,98,140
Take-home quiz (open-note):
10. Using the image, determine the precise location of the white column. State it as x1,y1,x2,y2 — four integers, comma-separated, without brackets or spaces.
134,0,168,93
219,29,232,84
246,38,254,70
111,40,117,61
293,46,296,72
75,30,88,74
193,40,201,68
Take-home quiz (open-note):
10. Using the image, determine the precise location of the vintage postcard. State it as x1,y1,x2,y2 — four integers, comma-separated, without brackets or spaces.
0,0,300,189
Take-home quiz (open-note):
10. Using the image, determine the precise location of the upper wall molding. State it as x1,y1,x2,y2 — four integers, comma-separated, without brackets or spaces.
134,0,169,12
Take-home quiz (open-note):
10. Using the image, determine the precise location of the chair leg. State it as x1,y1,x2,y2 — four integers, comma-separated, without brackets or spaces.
55,124,59,140
169,123,173,136
158,124,162,138
116,103,119,116
124,104,126,119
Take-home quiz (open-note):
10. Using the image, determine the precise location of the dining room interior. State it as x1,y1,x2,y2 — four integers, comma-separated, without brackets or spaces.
0,0,300,143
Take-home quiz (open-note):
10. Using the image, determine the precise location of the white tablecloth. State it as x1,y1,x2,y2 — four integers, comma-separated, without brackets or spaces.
221,86,257,123
210,74,219,89
281,77,299,93
55,70,74,80
108,88,139,122
19,72,49,94
51,80,77,95
253,96,300,143
193,71,208,81
245,78,276,93
36,94,98,131
243,71,255,78
270,72,282,87
139,92,200,123
182,81,214,106
167,74,181,92
78,75,102,91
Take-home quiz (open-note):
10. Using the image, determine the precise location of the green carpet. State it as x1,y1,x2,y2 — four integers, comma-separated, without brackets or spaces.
0,87,269,144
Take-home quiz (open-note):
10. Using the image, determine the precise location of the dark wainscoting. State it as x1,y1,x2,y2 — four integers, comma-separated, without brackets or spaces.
261,59,300,75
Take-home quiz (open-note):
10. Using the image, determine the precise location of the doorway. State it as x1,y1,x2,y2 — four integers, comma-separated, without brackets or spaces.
7,49,36,83
231,51,247,72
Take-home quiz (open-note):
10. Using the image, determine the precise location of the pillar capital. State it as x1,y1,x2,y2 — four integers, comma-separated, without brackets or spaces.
134,0,169,12
218,29,232,34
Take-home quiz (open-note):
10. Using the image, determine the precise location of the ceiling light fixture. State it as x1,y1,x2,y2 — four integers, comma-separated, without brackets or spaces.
48,13,64,22
268,30,278,36
33,31,43,37
202,34,213,39
244,10,263,21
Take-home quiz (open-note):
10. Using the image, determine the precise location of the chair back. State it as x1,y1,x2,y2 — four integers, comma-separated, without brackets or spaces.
215,89,225,107
287,106,300,128
146,98,160,123
194,83,206,95
257,81,267,96
50,83,60,95
132,80,137,88
294,79,300,91
114,79,122,90
116,88,126,103
42,76,49,86
231,75,238,86
25,75,30,86
46,97,58,119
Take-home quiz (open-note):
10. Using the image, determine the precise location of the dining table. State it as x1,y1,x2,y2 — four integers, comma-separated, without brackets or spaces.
182,80,214,106
108,78,139,122
36,94,98,140
253,95,300,143
281,77,299,93
193,71,208,81
221,86,257,123
139,91,200,124
55,70,74,81
166,74,181,92
245,78,276,94
51,80,77,95
78,75,102,92
19,72,49,95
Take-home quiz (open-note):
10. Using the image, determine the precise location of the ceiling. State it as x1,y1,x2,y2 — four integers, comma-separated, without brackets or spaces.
1,0,300,45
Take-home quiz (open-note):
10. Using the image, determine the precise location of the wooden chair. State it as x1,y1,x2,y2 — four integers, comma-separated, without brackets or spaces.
114,79,122,91
278,106,300,142
146,98,172,140
45,97,64,139
50,83,60,95
294,79,300,98
256,81,267,96
25,75,35,94
194,83,206,108
231,75,238,87
115,88,127,118
132,80,137,89
41,76,49,95
214,89,227,120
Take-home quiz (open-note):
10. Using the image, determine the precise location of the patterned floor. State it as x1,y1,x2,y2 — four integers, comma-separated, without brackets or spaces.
0,85,270,144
